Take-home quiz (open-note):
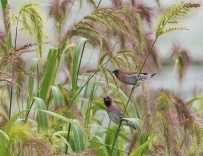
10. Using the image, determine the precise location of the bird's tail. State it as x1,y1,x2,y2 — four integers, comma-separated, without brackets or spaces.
150,72,158,78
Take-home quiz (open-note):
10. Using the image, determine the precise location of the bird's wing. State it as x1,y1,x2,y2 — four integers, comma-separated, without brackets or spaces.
124,71,139,75
128,73,148,81
124,71,148,75
115,102,125,113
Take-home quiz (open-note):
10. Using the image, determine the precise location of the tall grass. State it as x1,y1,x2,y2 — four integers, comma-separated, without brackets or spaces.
0,0,202,156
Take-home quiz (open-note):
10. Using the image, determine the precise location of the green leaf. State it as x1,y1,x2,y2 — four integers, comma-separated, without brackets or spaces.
1,0,8,10
130,136,154,156
39,48,58,102
54,133,73,154
28,58,39,103
122,118,142,135
71,37,87,121
51,85,63,109
0,130,9,141
188,97,203,104
38,110,84,129
105,125,120,155
90,135,108,156
71,37,88,100
72,119,84,152
34,97,48,130
139,131,149,155
0,110,27,155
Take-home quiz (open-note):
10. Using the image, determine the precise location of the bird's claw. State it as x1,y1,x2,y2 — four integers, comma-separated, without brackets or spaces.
132,85,140,92
117,127,121,132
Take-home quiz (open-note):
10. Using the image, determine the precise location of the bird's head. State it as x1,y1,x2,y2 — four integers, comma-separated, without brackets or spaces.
103,95,112,107
112,70,119,76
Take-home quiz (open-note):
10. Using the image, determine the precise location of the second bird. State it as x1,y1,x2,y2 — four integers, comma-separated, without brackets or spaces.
103,95,136,130
112,69,157,91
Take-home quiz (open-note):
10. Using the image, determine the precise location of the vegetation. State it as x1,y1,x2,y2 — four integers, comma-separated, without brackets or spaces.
0,0,202,155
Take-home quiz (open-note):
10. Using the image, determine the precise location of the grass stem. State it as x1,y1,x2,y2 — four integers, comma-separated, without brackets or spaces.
110,120,123,156
123,37,158,115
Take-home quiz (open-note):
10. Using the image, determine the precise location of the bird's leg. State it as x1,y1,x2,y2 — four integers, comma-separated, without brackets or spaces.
132,85,140,92
116,127,121,132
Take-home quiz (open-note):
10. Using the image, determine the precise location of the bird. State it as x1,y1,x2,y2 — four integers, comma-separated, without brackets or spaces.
103,95,136,131
112,69,157,91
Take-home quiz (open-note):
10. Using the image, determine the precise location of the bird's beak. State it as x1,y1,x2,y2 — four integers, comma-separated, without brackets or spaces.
112,70,115,74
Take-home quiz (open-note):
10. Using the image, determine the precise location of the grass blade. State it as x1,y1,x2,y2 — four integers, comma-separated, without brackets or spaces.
34,97,48,131
51,85,63,109
0,130,9,141
0,110,27,155
122,118,142,135
130,136,154,156
39,48,58,102
72,119,84,152
71,37,88,115
188,97,203,104
54,133,73,154
90,135,108,156
27,58,40,103
1,0,8,10
38,110,84,129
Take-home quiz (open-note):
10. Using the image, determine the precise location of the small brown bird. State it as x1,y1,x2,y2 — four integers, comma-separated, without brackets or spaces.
103,95,136,130
112,69,157,91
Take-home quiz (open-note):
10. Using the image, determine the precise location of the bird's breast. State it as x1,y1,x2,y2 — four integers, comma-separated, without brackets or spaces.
106,107,123,124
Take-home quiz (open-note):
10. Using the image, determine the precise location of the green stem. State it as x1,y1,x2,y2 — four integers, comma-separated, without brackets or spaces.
8,13,20,121
14,15,21,49
65,123,72,154
9,81,13,119
76,43,86,84
110,120,123,156
123,37,158,115
53,58,112,132
24,99,35,123
97,0,102,8
46,90,52,110
65,40,87,151
58,0,75,39
109,37,158,156
85,82,97,128
53,68,100,132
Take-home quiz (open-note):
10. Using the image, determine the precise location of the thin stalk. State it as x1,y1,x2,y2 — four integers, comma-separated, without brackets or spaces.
76,43,86,83
97,0,102,8
84,82,97,128
53,58,112,132
9,81,13,119
110,37,158,156
9,14,21,119
58,0,75,39
37,64,39,96
24,99,35,123
37,32,72,95
37,20,83,96
46,90,52,110
53,68,100,132
89,141,127,153
14,15,21,48
65,40,87,151
65,123,72,154
123,37,158,115
110,120,123,156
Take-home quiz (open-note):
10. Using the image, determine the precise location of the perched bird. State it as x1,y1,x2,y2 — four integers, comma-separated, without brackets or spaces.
103,95,136,130
112,69,157,91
